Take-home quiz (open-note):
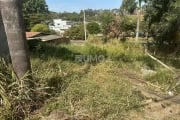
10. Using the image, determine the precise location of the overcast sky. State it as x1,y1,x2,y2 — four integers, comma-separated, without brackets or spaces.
46,0,123,13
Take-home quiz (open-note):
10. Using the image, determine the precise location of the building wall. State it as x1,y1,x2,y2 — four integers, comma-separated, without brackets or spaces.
49,19,73,35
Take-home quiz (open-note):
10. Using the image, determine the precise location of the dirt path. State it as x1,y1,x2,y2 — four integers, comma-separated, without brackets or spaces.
120,69,180,120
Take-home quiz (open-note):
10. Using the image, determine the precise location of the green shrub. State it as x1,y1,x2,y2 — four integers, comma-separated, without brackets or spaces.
31,24,51,34
87,22,101,34
64,24,86,40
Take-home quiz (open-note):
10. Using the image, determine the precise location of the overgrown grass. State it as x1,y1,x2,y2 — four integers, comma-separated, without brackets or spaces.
145,70,180,94
40,61,142,119
1,40,179,119
29,42,147,119
0,59,49,120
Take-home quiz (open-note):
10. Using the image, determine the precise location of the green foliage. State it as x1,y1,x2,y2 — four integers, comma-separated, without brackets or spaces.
145,0,180,53
87,22,101,34
24,13,50,31
102,16,136,40
120,0,137,15
122,16,136,32
31,24,50,33
64,25,85,40
58,12,82,22
23,0,48,14
57,9,120,22
23,0,49,31
100,10,114,42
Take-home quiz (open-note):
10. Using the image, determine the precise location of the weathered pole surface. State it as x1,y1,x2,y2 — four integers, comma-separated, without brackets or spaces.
0,13,10,62
0,0,31,78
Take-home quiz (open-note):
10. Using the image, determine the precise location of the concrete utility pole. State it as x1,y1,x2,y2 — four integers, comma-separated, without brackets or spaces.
0,0,31,78
83,9,87,41
135,0,141,42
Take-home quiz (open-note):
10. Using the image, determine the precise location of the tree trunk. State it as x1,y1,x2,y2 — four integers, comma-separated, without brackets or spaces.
0,13,10,62
0,0,31,78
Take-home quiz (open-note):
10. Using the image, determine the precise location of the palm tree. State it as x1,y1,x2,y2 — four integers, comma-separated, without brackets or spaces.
0,0,31,78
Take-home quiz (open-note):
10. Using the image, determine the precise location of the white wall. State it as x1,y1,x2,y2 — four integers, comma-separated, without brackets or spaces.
49,19,73,35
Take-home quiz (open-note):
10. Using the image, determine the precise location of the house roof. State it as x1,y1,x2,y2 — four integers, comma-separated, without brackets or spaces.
40,35,61,42
39,35,62,41
26,32,42,38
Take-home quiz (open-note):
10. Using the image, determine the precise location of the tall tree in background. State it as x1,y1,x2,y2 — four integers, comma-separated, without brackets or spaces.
0,0,31,78
120,0,137,15
100,10,114,42
23,0,49,30
23,0,48,14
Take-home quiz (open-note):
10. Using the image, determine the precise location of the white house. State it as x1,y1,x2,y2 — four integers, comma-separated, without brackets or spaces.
49,19,74,36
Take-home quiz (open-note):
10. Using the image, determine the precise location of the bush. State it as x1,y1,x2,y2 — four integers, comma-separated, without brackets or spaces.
64,25,86,40
31,24,51,34
87,22,101,34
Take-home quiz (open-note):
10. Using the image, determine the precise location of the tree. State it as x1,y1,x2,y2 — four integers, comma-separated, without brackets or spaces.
31,23,50,33
100,10,114,42
87,22,101,34
144,0,180,53
23,0,48,14
120,0,137,15
64,24,85,40
107,16,136,39
23,0,49,31
0,0,31,78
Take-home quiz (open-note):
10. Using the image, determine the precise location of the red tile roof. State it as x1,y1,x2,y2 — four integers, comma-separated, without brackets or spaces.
26,32,42,38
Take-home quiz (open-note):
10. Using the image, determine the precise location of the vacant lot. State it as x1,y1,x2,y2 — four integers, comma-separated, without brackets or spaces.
1,40,180,120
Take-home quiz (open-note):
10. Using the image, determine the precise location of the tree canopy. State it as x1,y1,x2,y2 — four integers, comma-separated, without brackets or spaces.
64,24,85,40
144,0,180,53
23,0,49,31
23,0,48,14
87,22,101,34
120,0,137,15
100,10,114,40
